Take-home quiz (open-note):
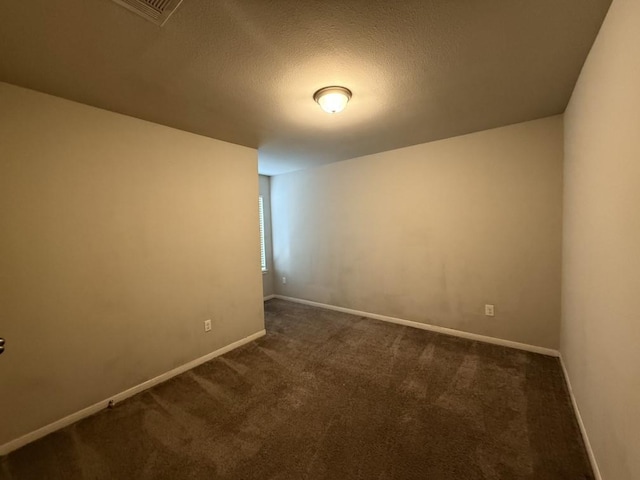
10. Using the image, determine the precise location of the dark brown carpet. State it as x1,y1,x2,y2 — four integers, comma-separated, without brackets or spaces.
1,299,593,480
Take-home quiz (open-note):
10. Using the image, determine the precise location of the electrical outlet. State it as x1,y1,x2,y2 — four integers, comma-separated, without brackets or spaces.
204,319,212,332
485,304,495,317
282,276,287,284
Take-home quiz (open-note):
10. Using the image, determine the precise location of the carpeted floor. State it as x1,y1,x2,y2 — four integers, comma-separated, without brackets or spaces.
1,299,593,480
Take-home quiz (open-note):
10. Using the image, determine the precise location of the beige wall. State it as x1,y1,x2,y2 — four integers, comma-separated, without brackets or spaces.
562,0,640,478
0,82,265,447
271,116,563,348
259,175,275,297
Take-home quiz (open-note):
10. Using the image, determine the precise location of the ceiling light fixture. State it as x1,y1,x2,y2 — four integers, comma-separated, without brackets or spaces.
313,86,352,114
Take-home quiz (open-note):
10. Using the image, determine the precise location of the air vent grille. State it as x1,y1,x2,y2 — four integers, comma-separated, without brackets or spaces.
111,0,184,26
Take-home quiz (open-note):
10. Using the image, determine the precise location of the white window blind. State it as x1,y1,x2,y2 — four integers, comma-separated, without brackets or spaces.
259,196,267,271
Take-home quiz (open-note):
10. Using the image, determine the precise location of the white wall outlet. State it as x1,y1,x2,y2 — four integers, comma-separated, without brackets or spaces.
204,319,212,332
485,304,495,317
282,276,287,284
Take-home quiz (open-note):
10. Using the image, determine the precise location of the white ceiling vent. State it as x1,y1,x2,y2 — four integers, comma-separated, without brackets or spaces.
111,0,184,26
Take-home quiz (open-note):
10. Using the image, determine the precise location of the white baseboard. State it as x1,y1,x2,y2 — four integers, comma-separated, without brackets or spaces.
559,356,602,480
263,294,276,301
0,329,266,456
273,295,559,357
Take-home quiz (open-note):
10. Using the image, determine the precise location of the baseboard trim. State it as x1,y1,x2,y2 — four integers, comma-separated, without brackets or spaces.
263,294,276,301
559,356,602,480
274,295,559,357
0,329,266,456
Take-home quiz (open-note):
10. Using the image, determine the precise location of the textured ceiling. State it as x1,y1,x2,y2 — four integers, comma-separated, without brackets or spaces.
0,0,611,175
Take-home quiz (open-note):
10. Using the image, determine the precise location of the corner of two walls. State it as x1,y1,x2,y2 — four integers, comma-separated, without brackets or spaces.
0,82,265,449
270,115,564,350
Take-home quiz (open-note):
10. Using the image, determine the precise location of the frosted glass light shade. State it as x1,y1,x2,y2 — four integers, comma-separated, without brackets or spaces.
313,86,352,114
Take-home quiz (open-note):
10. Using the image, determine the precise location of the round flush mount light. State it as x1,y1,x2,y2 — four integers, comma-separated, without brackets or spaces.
313,86,352,114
